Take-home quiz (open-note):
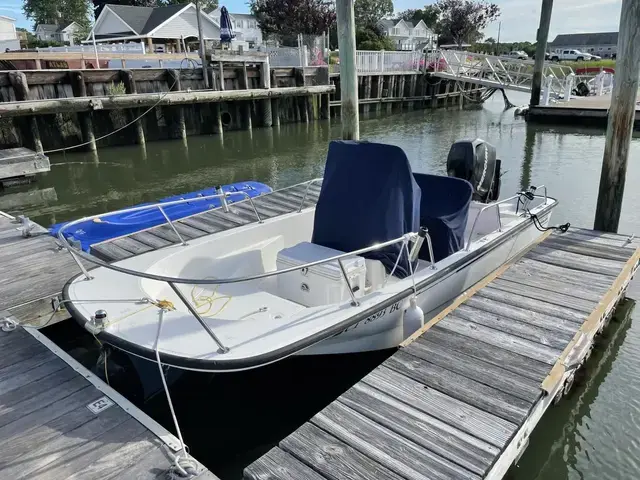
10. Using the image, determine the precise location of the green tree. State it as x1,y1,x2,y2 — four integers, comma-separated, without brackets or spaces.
436,0,499,47
356,25,394,50
354,0,393,28
399,5,439,30
23,0,91,28
250,0,335,37
162,0,218,12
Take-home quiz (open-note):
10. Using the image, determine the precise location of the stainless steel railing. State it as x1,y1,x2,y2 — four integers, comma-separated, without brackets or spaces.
58,190,430,354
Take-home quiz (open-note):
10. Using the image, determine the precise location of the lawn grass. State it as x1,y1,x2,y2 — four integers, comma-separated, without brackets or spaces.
559,59,616,70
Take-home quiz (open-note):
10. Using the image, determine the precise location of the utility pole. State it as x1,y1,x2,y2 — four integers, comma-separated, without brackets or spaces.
593,0,640,232
195,0,209,88
92,5,100,69
496,22,501,56
530,0,553,106
336,0,359,140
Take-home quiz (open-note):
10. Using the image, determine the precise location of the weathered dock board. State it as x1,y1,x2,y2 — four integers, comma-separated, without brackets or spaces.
90,181,321,263
0,148,49,186
0,210,219,480
244,228,640,480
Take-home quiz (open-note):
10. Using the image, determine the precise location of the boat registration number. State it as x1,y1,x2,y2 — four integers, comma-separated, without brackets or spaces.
336,300,402,335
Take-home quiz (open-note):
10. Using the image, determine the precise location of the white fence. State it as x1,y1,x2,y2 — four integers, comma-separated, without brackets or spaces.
354,50,422,73
38,43,145,54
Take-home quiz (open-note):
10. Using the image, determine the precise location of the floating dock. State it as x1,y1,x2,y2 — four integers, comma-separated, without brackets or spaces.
244,228,639,480
0,148,49,187
0,211,218,479
527,93,640,129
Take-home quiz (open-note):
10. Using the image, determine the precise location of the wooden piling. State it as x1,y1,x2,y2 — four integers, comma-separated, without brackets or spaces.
363,76,372,115
594,0,640,232
376,75,383,114
8,71,43,154
407,75,417,109
260,57,272,127
387,75,395,114
119,69,145,146
218,62,225,90
320,93,329,120
239,63,253,131
69,71,97,152
213,103,223,134
530,0,553,106
398,75,406,110
166,69,186,140
336,0,359,140
272,98,281,127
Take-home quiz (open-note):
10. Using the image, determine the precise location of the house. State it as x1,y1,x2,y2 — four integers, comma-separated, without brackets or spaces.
0,15,19,51
35,22,81,45
377,18,437,51
86,3,220,53
550,32,618,59
208,9,262,48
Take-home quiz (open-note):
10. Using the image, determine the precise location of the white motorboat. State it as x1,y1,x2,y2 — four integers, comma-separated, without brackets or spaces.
62,139,558,373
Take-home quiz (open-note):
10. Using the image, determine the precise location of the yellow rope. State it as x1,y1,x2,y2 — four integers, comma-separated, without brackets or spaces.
190,284,232,318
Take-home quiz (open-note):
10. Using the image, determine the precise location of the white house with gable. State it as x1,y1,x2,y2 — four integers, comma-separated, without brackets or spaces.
377,18,437,51
86,3,220,52
0,15,19,50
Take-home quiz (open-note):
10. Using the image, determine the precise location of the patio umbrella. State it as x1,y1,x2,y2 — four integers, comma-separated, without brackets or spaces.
219,6,235,44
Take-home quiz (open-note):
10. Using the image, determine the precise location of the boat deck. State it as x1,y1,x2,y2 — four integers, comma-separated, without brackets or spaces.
243,228,640,480
0,211,218,480
90,181,322,263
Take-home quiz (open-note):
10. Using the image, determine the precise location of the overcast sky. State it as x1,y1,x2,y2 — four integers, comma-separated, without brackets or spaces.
3,0,623,43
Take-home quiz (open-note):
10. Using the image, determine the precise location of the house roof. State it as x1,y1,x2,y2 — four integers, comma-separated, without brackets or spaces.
105,4,188,35
36,24,59,33
550,32,618,46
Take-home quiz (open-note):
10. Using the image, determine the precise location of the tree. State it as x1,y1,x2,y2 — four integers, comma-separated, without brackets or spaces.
354,0,393,28
485,36,495,43
24,0,91,28
162,0,218,12
399,5,439,30
250,0,335,37
356,25,394,50
435,0,499,47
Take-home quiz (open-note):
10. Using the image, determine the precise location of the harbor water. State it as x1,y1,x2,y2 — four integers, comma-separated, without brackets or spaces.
7,91,640,479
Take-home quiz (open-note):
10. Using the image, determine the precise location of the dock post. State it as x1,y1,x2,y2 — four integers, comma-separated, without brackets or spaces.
594,0,640,232
69,71,97,152
260,57,273,127
9,71,43,154
119,69,145,146
363,76,372,115
530,0,553,106
407,74,417,109
240,63,253,131
398,74,406,110
376,75,383,114
272,98,280,127
387,75,395,113
336,0,359,140
166,69,187,140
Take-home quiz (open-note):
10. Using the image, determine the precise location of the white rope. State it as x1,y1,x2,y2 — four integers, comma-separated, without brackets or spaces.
403,241,417,295
382,237,409,287
154,308,198,480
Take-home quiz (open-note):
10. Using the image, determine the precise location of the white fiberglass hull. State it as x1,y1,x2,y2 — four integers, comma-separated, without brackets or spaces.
302,208,553,355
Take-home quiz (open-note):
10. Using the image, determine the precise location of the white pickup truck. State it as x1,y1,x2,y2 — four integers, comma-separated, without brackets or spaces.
550,49,601,62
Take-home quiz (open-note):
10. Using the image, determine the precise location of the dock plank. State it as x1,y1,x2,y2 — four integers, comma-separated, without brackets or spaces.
463,295,581,334
453,303,571,349
0,358,68,396
385,351,531,424
90,241,134,262
362,366,517,448
339,382,498,476
312,401,480,480
404,339,542,403
244,447,327,480
542,235,633,262
475,285,588,324
129,231,173,249
109,236,154,256
526,245,625,277
281,422,404,480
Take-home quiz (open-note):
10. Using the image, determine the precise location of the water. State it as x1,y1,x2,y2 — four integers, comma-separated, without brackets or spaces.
12,91,640,479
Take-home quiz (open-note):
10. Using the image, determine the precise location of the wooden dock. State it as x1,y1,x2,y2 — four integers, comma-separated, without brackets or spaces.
0,211,218,479
89,181,321,262
244,228,640,480
0,148,49,187
527,93,640,129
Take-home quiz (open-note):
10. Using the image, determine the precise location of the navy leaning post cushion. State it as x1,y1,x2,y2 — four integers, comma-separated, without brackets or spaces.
312,140,421,278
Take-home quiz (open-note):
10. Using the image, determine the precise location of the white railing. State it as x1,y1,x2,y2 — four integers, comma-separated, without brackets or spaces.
38,43,145,54
355,50,422,73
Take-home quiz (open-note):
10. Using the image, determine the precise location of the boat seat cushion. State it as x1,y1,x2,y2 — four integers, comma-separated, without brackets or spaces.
413,173,472,262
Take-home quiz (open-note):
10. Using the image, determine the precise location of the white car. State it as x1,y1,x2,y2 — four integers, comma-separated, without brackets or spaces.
551,49,601,61
505,50,529,60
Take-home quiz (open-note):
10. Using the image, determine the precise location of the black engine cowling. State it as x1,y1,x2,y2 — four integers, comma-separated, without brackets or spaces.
446,139,501,203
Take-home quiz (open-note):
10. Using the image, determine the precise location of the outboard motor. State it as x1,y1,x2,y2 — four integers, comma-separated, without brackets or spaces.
446,139,501,203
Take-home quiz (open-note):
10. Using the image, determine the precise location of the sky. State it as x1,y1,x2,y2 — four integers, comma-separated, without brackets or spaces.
3,0,623,43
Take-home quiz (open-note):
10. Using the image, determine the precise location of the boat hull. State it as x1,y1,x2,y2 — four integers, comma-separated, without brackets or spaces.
301,208,553,355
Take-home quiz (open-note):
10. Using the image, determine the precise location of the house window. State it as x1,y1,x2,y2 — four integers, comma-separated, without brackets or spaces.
598,47,603,50
391,27,400,35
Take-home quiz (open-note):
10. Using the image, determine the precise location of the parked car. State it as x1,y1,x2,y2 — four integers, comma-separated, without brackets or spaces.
532,51,551,61
505,50,529,60
550,49,601,62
